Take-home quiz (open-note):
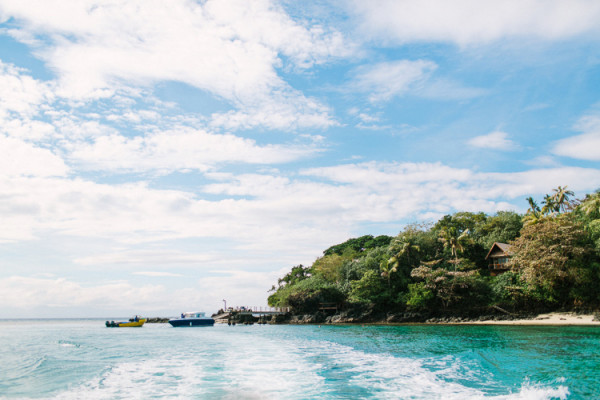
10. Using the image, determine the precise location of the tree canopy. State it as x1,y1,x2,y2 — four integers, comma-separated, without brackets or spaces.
268,187,600,316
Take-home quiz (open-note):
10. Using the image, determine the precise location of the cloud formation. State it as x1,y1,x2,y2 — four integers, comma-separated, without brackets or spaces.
353,60,437,102
68,127,323,173
1,0,599,317
468,131,519,151
351,0,600,45
0,0,346,129
0,269,285,317
552,115,600,161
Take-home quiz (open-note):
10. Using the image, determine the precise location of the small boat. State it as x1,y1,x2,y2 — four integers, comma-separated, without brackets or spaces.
169,312,215,327
105,316,146,328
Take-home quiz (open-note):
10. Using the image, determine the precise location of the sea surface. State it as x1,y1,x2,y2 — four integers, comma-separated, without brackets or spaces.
0,319,598,399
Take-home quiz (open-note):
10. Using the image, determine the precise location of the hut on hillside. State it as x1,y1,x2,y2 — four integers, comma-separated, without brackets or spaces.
485,242,513,276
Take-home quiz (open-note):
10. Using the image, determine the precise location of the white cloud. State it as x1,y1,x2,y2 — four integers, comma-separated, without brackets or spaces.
194,269,286,311
0,60,54,117
2,157,599,249
0,117,56,141
468,131,519,150
0,134,68,177
524,155,560,167
132,271,183,278
353,60,437,102
68,127,323,173
75,249,219,267
352,60,483,102
0,276,166,311
0,269,285,317
1,0,345,129
552,115,600,161
209,92,336,131
350,0,600,46
2,162,600,315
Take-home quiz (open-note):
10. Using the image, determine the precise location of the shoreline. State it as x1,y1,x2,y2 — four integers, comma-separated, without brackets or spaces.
276,311,600,326
448,312,600,326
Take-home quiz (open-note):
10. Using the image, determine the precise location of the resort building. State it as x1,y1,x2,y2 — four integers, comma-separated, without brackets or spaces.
485,242,513,276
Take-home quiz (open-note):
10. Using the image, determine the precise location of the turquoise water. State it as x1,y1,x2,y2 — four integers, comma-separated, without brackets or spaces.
0,320,598,399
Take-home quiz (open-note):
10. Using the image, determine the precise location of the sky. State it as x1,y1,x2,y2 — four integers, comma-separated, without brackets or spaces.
1,0,600,318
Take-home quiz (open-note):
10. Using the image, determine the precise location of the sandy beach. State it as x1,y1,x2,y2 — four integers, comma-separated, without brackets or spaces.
464,312,600,326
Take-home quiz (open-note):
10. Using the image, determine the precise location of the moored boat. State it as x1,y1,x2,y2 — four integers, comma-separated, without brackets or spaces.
105,316,146,327
169,312,215,327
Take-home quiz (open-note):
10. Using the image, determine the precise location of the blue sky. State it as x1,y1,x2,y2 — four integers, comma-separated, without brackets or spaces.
1,0,599,318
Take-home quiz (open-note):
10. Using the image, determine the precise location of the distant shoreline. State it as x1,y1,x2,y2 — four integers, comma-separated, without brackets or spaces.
446,312,600,326
274,310,600,326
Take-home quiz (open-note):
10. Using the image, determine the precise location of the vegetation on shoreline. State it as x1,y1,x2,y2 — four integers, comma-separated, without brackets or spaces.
268,187,600,320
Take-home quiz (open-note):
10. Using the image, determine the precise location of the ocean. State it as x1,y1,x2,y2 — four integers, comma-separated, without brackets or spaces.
0,319,598,399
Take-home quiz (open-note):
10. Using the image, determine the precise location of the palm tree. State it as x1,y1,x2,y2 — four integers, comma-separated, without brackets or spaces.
551,185,575,213
526,196,540,214
379,259,397,288
579,191,600,217
523,212,542,226
388,235,421,271
523,196,542,226
438,227,471,269
541,194,557,215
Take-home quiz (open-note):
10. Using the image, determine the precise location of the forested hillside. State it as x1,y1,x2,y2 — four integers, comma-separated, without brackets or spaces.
268,187,600,318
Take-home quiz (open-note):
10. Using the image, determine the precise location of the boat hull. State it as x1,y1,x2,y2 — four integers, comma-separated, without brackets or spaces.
106,319,146,328
169,318,215,327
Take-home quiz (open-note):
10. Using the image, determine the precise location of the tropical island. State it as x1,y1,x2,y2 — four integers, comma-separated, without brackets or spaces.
265,187,600,324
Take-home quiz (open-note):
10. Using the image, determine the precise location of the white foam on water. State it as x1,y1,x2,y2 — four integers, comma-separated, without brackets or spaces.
27,331,571,400
293,339,571,400
218,334,328,399
503,383,569,400
48,355,210,400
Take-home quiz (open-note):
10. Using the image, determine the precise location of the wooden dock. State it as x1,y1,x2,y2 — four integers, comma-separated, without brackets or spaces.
213,307,290,324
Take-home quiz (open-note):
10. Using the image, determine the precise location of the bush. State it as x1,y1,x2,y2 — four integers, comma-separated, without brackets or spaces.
405,283,435,310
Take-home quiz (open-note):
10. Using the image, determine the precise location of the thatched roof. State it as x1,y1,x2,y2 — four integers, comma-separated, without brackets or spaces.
485,242,513,260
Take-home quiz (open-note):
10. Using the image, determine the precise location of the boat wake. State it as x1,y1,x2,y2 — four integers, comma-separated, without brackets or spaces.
37,335,569,400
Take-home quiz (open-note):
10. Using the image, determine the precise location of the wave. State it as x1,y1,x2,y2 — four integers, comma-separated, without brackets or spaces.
33,335,570,400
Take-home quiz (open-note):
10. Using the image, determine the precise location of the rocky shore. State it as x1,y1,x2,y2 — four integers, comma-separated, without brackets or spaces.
152,310,600,326
274,310,600,325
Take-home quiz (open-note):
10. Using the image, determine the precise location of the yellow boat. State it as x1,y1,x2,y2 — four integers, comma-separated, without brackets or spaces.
105,316,146,327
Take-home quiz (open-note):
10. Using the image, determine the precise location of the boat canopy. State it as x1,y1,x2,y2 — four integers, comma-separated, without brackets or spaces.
182,312,206,318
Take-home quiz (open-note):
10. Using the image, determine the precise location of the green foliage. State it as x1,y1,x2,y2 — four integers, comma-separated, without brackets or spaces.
323,235,392,256
588,220,600,252
312,254,345,283
348,270,389,304
388,232,421,268
578,190,600,219
269,188,600,317
574,190,600,255
475,211,523,250
490,271,521,306
340,247,387,278
434,213,489,268
438,226,473,265
434,212,487,234
411,266,487,309
523,186,577,226
509,214,598,305
268,275,344,312
405,282,435,310
275,264,311,288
